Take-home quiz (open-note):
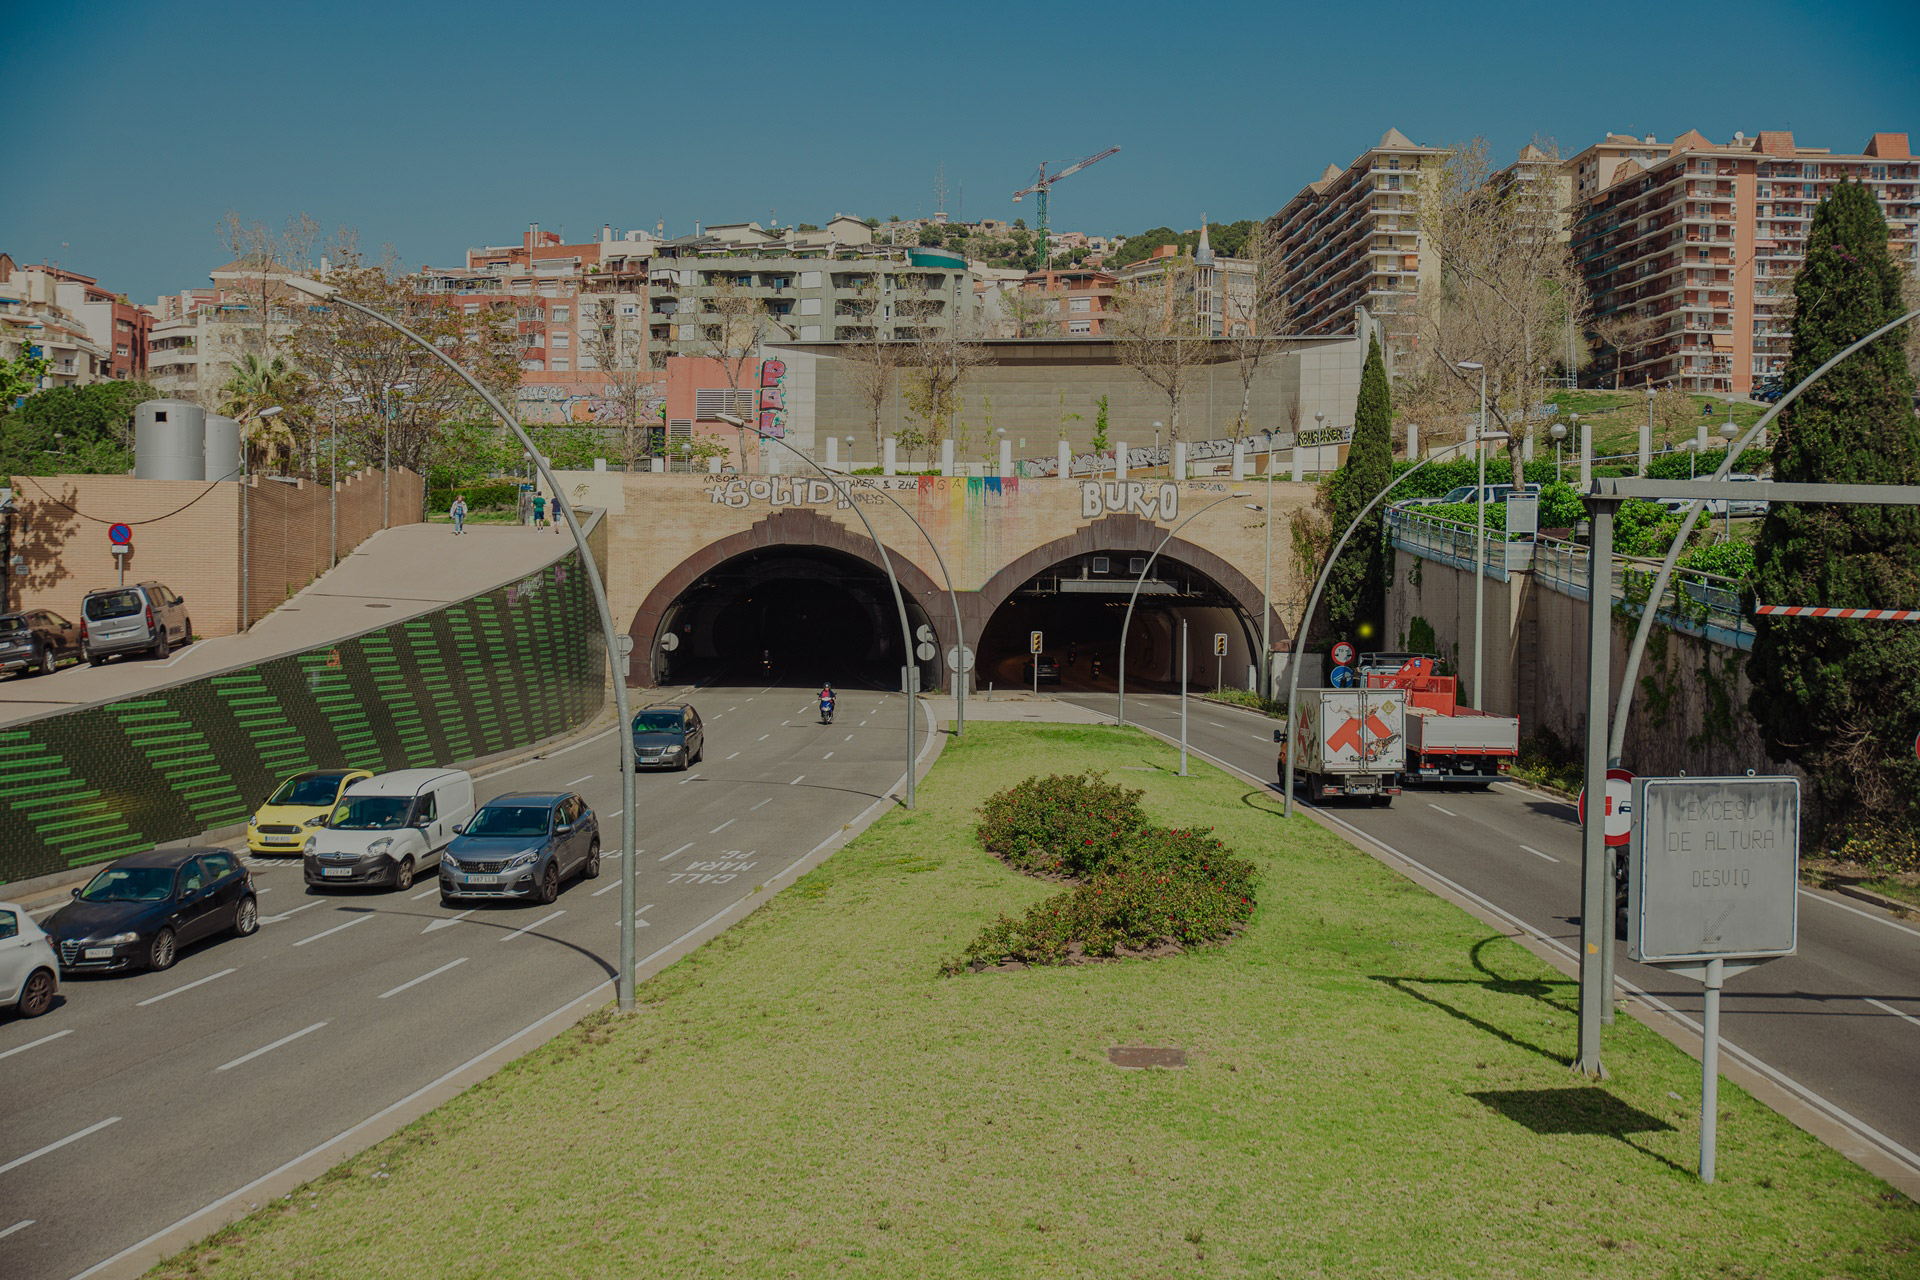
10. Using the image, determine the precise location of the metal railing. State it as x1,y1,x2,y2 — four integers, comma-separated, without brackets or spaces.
1386,508,1529,581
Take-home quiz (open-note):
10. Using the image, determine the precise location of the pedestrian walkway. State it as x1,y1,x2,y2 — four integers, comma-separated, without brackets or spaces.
0,520,585,727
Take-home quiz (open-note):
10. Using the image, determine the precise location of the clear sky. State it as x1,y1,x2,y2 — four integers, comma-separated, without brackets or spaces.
3,0,1916,304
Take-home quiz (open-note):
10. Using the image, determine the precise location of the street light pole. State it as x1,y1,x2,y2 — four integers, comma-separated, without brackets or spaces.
1458,361,1488,709
1116,491,1252,727
1261,457,1273,699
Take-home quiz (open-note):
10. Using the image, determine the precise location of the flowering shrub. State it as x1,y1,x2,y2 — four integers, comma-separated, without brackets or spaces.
944,822,1258,973
974,771,1147,878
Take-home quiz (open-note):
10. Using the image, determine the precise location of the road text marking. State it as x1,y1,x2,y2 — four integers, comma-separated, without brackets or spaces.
217,1023,326,1071
136,967,237,1007
379,958,469,999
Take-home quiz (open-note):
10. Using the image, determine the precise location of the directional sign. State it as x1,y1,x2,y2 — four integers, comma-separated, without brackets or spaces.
915,624,935,645
915,641,937,662
658,632,680,651
946,645,976,674
1329,664,1355,688
1578,766,1636,847
1331,640,1356,667
1213,632,1228,657
108,523,133,546
1030,630,1044,654
1628,775,1799,965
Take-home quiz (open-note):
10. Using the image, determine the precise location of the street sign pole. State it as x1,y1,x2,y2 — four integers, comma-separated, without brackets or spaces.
1577,500,1616,1076
1179,619,1189,777
1700,956,1724,1183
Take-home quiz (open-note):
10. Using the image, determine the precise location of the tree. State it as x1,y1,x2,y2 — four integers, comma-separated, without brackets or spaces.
696,275,773,464
582,309,655,471
1108,250,1208,442
1222,216,1297,445
897,280,985,458
218,352,307,473
0,379,151,477
839,282,901,456
1318,336,1395,641
215,210,319,365
0,346,49,407
999,284,1057,338
1415,138,1588,476
1747,181,1920,838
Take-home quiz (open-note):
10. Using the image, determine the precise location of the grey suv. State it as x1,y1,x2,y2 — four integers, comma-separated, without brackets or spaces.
80,582,192,665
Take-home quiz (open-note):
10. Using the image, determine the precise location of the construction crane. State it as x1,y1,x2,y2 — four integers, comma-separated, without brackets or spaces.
1012,146,1120,273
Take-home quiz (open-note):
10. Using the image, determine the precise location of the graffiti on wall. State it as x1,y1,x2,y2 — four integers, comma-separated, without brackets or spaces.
759,359,787,438
1081,480,1181,521
703,473,1028,511
516,382,668,426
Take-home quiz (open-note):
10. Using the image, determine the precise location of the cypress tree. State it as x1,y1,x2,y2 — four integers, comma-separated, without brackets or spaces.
1322,335,1394,642
1747,180,1920,837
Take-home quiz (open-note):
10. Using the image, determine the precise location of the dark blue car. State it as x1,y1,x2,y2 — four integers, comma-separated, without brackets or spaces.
438,791,600,905
46,847,258,973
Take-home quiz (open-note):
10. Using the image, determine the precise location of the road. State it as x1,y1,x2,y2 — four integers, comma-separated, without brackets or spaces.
0,684,919,1280
1057,685,1920,1182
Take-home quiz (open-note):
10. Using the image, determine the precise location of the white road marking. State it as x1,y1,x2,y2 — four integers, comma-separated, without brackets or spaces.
477,724,618,778
607,808,623,818
1428,803,1458,817
729,706,737,712
1208,720,1228,728
0,1219,32,1241
823,751,835,760
660,842,693,862
1519,844,1559,863
758,734,770,742
591,878,623,897
216,1022,326,1072
1865,997,1920,1030
500,910,564,943
379,958,468,999
1798,888,1920,941
750,797,772,811
0,1116,120,1175
0,1029,72,1061
790,774,806,785
677,773,701,786
634,903,654,924
255,886,272,894
711,819,734,834
423,910,473,934
260,901,321,924
564,774,593,787
410,885,440,900
726,751,740,760
136,967,236,1007
845,733,854,741
293,914,373,947
781,719,790,726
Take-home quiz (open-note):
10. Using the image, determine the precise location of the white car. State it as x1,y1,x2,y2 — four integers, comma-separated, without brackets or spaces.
302,769,476,892
1,900,61,1019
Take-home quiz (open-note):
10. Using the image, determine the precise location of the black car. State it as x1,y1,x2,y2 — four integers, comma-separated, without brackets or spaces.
440,791,600,904
1023,654,1061,684
632,704,704,770
46,847,258,973
0,609,81,678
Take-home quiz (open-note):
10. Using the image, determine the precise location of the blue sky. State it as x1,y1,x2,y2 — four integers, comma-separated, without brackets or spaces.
3,0,1915,304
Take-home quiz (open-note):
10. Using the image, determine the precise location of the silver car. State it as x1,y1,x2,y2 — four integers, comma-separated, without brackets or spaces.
80,582,192,665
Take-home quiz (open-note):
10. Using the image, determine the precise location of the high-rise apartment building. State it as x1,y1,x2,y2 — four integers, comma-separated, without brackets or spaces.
1112,225,1261,338
0,255,115,391
1269,128,1448,363
1574,129,1917,394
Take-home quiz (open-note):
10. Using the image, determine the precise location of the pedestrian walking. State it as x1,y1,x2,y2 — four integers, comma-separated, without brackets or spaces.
532,492,547,529
450,494,467,535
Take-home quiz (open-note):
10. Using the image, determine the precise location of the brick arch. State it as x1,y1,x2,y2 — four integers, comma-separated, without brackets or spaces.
969,513,1289,654
627,506,947,687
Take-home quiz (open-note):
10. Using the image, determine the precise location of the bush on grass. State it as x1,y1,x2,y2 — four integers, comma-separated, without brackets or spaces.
974,770,1146,878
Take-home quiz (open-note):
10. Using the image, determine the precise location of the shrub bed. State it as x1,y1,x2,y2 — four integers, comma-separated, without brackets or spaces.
951,773,1258,973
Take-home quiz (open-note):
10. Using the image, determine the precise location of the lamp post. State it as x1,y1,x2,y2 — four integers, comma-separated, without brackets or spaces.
381,380,413,529
1115,491,1254,727
844,435,855,474
282,276,644,1014
1260,453,1273,699
334,394,361,568
239,405,283,632
1551,420,1568,487
716,413,927,801
1457,360,1489,709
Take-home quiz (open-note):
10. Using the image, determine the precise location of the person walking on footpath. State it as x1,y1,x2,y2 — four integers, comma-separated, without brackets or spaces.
532,491,547,529
450,494,467,535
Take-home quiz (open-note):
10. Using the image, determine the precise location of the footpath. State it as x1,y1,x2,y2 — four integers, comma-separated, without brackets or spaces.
0,522,572,727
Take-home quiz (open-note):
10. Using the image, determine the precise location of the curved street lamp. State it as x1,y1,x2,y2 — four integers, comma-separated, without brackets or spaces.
1115,490,1253,728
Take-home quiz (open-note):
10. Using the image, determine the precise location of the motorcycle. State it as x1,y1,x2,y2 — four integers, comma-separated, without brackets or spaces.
819,698,835,725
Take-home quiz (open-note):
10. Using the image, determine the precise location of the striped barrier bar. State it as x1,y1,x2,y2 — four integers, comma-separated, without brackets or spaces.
1752,603,1920,621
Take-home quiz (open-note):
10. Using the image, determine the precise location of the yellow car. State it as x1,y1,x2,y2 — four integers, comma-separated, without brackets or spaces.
247,768,373,854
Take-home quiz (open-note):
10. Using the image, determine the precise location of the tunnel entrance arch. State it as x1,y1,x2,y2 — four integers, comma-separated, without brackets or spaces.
629,508,944,689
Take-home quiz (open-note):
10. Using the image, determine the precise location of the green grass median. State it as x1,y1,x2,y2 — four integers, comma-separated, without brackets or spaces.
153,723,1918,1279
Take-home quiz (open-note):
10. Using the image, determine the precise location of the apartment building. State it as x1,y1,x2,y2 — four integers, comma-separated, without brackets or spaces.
0,255,114,391
1017,267,1119,336
1113,226,1260,337
140,259,313,402
1269,128,1448,363
1573,129,1918,394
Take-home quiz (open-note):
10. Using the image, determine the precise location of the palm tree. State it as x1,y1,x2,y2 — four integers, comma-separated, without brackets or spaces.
218,353,305,473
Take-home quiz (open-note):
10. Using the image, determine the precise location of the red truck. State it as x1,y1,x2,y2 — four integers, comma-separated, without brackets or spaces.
1358,654,1519,788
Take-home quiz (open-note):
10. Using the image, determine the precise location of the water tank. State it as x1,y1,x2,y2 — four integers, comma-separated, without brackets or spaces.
203,414,243,482
134,400,208,481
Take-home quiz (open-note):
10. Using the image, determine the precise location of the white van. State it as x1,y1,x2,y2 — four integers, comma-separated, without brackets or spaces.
303,769,476,892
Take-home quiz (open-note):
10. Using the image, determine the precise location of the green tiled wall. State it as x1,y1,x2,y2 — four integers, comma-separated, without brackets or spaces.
0,553,604,886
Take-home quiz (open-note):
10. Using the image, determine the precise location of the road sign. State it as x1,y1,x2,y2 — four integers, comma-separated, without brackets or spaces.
1329,664,1354,688
1331,640,1355,667
108,523,132,546
1578,766,1635,847
915,641,936,662
915,624,935,644
658,632,680,651
1030,630,1044,654
1628,775,1799,965
946,645,976,674
1213,632,1228,657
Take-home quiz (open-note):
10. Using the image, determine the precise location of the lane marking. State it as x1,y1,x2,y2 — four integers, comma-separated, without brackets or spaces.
1427,803,1458,817
1798,888,1920,941
750,797,772,811
728,706,737,712
410,886,440,901
845,734,854,741
1519,844,1560,864
634,903,655,924
379,958,468,999
423,910,474,934
136,967,236,1007
726,751,740,760
0,1220,31,1241
0,1029,72,1061
216,1022,326,1072
659,842,693,863
1208,720,1228,729
477,725,618,778
293,914,373,947
260,901,321,924
607,808,623,818
781,720,790,727
500,910,564,943
1865,997,1920,1030
823,751,835,760
710,819,735,834
677,773,701,786
564,774,593,787
790,774,806,785
0,1116,120,1176
758,734,770,742
591,878,623,897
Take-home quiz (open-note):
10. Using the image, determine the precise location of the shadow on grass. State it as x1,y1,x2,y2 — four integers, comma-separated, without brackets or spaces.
1371,936,1580,1069
1468,1088,1687,1174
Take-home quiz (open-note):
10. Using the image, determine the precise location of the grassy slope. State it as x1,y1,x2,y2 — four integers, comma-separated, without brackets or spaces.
1547,390,1767,460
153,724,1917,1280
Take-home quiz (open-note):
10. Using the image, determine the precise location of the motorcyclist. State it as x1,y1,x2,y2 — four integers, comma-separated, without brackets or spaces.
818,683,836,723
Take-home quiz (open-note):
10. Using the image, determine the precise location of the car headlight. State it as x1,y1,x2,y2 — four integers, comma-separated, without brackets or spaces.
247,815,257,828
100,931,140,946
368,837,393,857
303,836,317,853
441,852,460,870
505,851,537,870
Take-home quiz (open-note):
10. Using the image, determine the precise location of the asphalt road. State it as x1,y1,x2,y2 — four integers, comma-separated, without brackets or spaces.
1056,685,1920,1181
0,684,917,1280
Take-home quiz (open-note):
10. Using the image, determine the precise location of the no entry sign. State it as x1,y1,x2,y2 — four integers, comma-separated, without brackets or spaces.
1578,767,1636,848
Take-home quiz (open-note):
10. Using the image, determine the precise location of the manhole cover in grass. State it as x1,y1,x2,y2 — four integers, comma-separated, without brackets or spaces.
1108,1046,1187,1070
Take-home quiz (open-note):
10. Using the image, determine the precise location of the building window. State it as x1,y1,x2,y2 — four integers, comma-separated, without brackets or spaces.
552,358,569,371
552,333,570,349
552,306,570,322
1067,320,1091,335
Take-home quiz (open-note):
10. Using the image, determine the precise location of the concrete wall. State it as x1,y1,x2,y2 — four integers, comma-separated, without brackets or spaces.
7,468,423,638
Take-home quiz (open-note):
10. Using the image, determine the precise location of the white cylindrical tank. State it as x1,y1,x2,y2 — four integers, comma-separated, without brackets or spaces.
203,414,243,482
134,400,207,481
